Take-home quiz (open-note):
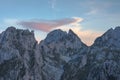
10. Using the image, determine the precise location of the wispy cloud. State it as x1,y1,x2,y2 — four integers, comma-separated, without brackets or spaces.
84,0,112,15
86,9,98,15
51,0,56,9
18,17,83,32
48,0,57,9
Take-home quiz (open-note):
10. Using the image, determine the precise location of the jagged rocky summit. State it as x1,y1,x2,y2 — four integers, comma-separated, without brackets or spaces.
40,29,87,80
0,26,120,80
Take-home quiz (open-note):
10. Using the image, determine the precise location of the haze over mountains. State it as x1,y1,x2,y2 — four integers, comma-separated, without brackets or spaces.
0,26,120,80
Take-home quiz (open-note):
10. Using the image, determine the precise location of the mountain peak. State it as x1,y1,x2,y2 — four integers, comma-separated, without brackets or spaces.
114,26,120,32
104,26,120,35
68,29,81,41
5,26,34,37
93,26,120,47
43,29,83,45
5,26,16,32
68,29,74,34
0,26,36,49
44,29,67,43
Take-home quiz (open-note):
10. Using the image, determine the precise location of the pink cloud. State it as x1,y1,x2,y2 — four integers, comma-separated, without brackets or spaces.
19,21,52,32
18,18,83,32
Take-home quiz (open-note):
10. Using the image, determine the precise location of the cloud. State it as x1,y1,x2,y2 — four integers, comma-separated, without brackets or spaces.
86,9,98,15
18,17,83,32
51,0,56,9
48,0,57,9
84,0,112,15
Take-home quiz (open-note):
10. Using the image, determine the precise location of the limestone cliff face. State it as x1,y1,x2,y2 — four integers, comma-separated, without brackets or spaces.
0,26,120,80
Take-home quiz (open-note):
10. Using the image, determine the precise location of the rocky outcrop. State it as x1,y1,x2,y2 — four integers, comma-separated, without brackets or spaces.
0,27,42,80
87,27,120,80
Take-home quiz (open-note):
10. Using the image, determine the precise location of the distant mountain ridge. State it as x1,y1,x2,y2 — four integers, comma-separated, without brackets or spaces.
0,26,120,80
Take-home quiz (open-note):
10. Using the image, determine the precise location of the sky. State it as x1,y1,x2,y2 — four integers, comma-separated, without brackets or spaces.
0,0,120,46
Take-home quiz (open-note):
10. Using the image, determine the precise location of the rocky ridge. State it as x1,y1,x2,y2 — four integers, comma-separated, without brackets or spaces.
0,26,120,80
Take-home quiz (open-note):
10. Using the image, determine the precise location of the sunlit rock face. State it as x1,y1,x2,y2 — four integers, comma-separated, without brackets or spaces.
0,27,42,80
39,29,88,80
0,26,120,80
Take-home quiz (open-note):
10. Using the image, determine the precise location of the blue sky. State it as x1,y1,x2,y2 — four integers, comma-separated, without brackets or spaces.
0,0,120,45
